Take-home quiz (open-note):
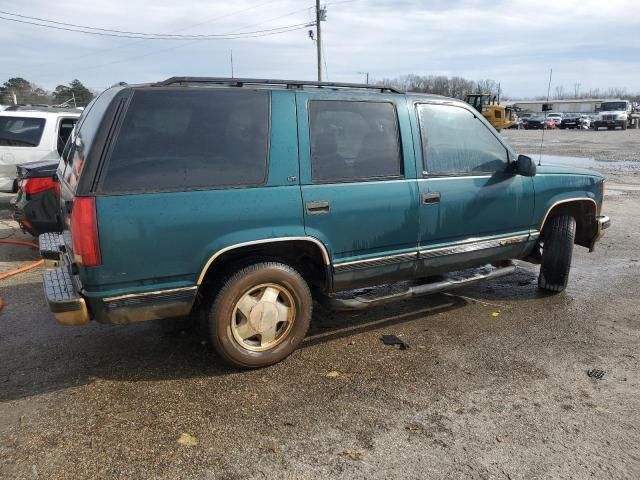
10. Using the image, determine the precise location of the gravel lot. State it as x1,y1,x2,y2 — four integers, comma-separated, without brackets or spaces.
1,129,639,479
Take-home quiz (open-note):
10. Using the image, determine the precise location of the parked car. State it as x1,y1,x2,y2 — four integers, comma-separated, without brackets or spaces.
39,77,609,368
525,116,555,129
524,116,543,129
578,115,592,129
10,159,61,236
0,107,80,192
547,112,563,126
560,113,581,129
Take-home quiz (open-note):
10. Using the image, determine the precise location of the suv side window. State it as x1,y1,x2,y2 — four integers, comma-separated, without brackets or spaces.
57,117,78,154
0,116,46,147
100,89,270,193
309,100,402,183
418,103,508,175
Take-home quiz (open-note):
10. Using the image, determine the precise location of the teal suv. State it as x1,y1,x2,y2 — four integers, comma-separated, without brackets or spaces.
40,77,610,367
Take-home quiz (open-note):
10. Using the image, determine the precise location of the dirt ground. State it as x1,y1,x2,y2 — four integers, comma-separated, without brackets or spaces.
1,129,639,479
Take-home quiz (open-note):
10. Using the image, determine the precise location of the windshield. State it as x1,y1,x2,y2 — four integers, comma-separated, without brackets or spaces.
600,102,627,111
0,116,46,147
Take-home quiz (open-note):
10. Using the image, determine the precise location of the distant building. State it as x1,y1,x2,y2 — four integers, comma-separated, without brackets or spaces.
504,98,617,114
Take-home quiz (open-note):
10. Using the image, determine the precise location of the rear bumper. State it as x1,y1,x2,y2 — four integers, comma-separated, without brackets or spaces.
589,215,610,251
40,232,88,325
43,266,90,326
38,232,197,326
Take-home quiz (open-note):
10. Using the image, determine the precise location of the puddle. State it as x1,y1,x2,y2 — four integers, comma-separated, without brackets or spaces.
524,154,640,173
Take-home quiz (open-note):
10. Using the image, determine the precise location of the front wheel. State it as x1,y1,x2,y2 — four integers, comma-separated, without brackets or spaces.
538,215,576,293
207,262,312,368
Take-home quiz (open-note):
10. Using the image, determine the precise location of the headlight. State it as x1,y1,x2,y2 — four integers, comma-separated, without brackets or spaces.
617,114,627,120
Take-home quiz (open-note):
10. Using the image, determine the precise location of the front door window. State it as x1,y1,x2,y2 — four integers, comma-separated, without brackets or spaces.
418,103,508,175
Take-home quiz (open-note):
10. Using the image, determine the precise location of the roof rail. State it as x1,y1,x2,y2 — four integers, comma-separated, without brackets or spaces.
154,77,402,94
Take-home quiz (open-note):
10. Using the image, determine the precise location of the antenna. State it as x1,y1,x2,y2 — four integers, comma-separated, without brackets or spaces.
538,67,553,166
230,50,234,79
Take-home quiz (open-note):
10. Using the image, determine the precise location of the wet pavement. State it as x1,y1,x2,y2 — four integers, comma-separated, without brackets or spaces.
1,129,639,479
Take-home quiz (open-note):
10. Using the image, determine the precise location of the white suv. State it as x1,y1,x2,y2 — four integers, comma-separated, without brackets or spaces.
0,107,81,191
547,113,563,126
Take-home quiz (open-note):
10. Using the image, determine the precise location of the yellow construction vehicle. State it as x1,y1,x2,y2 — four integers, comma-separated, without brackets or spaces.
465,93,518,131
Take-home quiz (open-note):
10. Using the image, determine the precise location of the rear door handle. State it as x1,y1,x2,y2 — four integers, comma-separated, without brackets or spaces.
305,200,330,215
422,192,441,204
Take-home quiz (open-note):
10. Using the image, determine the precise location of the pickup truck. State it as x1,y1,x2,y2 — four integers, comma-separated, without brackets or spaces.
594,100,640,130
39,77,610,368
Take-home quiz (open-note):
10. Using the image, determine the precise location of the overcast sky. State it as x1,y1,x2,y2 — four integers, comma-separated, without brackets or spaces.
1,0,639,98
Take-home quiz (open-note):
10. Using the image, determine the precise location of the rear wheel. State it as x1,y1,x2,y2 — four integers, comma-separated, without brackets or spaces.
538,215,576,293
207,262,312,368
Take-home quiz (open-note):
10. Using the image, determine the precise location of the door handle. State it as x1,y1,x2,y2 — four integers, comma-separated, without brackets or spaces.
305,200,330,215
422,192,441,204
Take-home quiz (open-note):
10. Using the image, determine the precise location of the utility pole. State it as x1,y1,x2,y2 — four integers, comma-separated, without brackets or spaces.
358,72,370,84
315,0,322,81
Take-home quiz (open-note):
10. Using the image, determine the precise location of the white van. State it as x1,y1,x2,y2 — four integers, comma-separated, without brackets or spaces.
0,107,81,191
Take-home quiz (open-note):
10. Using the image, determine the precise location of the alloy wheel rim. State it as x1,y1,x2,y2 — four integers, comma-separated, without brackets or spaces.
230,283,296,352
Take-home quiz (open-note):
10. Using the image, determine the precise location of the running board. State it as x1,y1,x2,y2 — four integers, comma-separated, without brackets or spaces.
324,264,517,311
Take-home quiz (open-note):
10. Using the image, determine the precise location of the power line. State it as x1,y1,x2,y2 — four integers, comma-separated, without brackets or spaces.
218,4,316,35
0,14,313,40
72,23,315,74
0,8,309,38
45,5,321,75
322,33,329,81
52,0,289,66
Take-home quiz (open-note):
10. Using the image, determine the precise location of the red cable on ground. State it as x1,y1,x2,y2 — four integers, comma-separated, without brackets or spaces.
0,239,43,311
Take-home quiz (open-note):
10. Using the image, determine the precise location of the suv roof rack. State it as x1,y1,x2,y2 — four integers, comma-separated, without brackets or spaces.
154,77,403,94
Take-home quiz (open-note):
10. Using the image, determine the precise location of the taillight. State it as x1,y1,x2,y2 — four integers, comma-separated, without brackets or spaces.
598,181,605,214
71,197,101,266
22,177,60,196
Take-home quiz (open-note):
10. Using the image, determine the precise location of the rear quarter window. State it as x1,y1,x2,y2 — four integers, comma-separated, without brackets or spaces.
61,88,121,191
99,88,270,193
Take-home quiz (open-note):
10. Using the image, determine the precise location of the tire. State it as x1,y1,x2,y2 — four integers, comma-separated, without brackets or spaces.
621,122,627,131
538,215,576,293
206,262,312,368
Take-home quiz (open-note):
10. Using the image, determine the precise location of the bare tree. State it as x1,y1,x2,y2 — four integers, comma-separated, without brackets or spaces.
573,83,581,99
554,85,565,99
379,74,479,100
476,79,499,96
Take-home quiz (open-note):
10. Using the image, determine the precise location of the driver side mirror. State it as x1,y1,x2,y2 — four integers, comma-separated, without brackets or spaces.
514,155,536,177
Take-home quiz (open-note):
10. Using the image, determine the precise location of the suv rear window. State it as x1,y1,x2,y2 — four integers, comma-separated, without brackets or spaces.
100,89,270,193
0,116,46,147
